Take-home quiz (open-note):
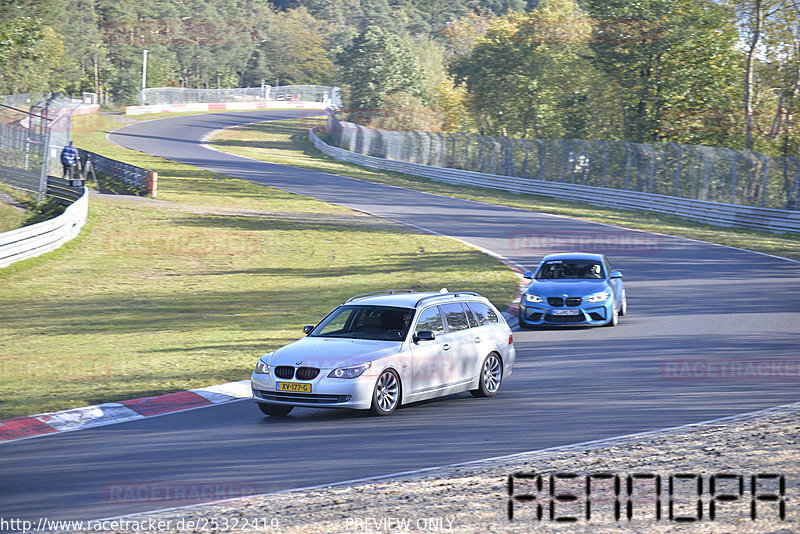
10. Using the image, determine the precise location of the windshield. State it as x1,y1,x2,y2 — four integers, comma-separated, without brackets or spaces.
535,260,605,280
310,305,415,341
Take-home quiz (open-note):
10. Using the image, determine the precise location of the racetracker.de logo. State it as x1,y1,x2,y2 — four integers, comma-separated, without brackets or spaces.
509,231,665,254
104,481,259,505
661,359,800,380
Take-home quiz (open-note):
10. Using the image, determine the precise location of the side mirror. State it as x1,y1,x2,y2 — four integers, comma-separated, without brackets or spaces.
413,330,436,343
609,270,623,279
522,271,533,280
303,325,314,335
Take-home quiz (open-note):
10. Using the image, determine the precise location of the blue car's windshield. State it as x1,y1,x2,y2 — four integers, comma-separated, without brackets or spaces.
535,260,604,280
310,305,415,341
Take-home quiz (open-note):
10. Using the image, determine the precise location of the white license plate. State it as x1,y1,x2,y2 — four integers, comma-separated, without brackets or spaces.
552,309,580,316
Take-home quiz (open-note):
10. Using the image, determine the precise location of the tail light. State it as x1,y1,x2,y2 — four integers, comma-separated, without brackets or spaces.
508,334,514,345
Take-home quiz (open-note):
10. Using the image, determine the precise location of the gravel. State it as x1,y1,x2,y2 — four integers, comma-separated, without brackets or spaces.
82,402,798,534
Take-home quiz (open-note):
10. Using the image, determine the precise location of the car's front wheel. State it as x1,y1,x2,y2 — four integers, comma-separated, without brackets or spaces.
619,289,627,316
471,353,503,397
370,369,401,416
606,301,619,327
258,403,293,417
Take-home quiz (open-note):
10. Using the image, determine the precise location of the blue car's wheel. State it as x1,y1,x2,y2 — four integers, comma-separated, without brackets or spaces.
619,289,627,316
605,301,619,327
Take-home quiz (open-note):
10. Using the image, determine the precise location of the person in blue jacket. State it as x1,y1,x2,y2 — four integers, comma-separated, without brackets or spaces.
60,141,80,180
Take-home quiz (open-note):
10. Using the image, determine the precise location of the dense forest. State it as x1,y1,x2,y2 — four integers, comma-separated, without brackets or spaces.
1,0,799,156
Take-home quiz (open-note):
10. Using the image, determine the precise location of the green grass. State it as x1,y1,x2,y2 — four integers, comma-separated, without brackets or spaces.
210,119,800,261
0,202,27,233
0,113,519,420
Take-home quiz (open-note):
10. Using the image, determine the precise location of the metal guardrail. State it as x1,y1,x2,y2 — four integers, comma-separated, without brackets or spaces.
0,186,88,268
310,129,800,233
80,149,157,196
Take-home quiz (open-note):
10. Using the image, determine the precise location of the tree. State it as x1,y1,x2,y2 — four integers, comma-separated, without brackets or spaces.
243,7,335,87
584,0,742,145
336,25,425,115
0,16,64,95
450,0,618,139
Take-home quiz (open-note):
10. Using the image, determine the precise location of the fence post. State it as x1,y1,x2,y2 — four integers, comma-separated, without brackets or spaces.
600,141,608,187
669,143,682,197
646,144,656,193
623,141,632,190
149,171,158,197
727,148,738,204
536,139,545,181
701,146,711,201
560,140,569,182
37,123,53,203
520,140,530,178
756,153,768,208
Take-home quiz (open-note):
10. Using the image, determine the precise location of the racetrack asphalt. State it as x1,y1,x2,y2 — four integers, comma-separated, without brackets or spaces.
1,110,798,524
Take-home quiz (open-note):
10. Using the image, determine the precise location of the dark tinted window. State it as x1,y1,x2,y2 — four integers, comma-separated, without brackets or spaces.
440,303,470,332
415,306,445,336
535,260,605,279
467,302,499,325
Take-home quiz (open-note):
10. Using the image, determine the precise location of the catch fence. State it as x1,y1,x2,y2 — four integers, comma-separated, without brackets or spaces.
139,85,341,107
0,93,86,202
327,114,800,212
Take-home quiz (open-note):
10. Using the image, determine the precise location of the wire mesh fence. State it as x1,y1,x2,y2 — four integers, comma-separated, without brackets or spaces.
139,85,342,107
0,93,83,201
327,113,800,211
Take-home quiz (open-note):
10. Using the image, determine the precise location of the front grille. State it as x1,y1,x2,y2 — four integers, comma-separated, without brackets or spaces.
256,390,350,404
545,313,584,323
566,297,582,307
296,367,320,380
548,297,564,307
274,366,295,379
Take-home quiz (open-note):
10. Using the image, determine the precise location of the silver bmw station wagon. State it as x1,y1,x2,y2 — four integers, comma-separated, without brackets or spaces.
251,290,515,416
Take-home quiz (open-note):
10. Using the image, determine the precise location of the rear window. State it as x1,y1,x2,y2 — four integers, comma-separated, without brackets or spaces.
440,303,470,332
467,302,499,325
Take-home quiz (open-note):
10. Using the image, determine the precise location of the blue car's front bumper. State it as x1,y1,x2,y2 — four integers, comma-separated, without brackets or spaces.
519,299,612,326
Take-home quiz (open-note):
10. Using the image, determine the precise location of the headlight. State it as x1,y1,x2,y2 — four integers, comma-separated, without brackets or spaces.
327,362,372,379
586,292,611,303
524,293,543,303
254,357,271,375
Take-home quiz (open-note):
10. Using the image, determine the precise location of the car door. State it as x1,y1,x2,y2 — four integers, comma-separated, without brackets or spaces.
439,302,482,386
408,305,452,394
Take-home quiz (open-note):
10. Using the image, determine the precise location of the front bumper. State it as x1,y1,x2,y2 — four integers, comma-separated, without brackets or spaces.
250,371,376,410
519,300,612,326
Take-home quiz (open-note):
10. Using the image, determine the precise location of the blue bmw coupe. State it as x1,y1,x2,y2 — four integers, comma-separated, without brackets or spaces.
518,252,626,328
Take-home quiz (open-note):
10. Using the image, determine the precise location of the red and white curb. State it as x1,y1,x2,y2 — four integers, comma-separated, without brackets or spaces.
0,380,251,444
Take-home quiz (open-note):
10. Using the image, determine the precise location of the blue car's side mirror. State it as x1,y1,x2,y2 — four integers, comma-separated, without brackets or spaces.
609,270,623,279
522,271,533,279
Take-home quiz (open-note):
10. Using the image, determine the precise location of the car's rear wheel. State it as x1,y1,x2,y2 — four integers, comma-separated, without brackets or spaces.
370,369,400,416
258,403,293,417
471,353,503,397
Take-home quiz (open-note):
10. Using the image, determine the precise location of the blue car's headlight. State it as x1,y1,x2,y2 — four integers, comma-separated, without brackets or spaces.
586,292,611,303
328,362,372,379
524,293,544,303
